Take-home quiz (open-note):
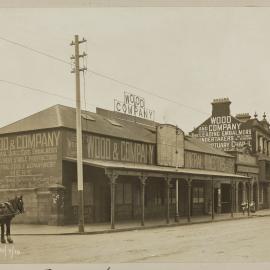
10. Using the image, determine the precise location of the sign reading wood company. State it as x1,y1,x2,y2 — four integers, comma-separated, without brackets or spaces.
64,130,155,165
114,92,155,121
192,115,252,151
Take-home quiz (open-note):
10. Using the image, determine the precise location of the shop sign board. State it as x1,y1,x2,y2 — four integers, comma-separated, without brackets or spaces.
237,165,259,174
114,92,155,121
185,151,235,173
192,115,253,151
64,130,155,165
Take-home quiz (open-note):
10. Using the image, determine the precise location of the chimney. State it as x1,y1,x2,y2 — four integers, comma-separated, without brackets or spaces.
235,113,251,123
211,98,231,116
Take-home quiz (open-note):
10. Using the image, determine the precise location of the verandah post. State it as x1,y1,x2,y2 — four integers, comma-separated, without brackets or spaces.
175,179,179,222
231,180,234,218
139,175,147,226
166,176,172,224
106,171,118,230
187,178,192,223
211,177,214,221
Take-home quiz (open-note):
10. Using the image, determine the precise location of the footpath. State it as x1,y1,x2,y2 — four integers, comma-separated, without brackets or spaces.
10,209,270,236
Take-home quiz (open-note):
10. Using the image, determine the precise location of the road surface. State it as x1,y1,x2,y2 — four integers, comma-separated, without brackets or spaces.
1,216,270,263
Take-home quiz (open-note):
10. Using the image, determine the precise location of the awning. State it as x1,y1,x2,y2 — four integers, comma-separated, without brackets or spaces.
64,157,251,181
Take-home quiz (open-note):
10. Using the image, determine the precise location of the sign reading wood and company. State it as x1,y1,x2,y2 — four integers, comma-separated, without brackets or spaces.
63,130,155,165
114,92,155,121
192,115,252,151
0,130,62,189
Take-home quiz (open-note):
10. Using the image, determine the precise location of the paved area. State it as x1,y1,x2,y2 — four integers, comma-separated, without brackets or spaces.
10,210,267,235
1,212,270,263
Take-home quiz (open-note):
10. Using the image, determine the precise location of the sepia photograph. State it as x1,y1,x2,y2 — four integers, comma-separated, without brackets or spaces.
1,0,270,268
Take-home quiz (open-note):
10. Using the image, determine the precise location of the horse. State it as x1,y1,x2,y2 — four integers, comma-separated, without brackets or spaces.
0,195,24,244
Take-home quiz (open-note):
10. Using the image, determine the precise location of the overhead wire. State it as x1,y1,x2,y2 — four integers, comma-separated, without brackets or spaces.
0,35,208,116
0,79,98,109
0,36,198,159
0,36,70,65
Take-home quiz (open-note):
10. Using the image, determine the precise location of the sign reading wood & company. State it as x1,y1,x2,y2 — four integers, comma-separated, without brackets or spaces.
63,130,156,165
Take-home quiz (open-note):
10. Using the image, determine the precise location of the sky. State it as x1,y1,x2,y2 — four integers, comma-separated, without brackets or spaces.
1,7,270,133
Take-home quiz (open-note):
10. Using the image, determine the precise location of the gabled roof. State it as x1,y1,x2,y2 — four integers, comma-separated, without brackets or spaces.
0,105,63,134
0,104,156,144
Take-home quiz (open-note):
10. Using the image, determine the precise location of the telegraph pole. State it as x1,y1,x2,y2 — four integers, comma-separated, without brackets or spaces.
175,125,179,222
70,35,87,233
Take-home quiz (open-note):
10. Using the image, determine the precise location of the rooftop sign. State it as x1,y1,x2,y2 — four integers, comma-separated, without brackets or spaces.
114,92,155,121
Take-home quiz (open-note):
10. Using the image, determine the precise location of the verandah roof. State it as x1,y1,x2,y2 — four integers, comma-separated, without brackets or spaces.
64,157,251,181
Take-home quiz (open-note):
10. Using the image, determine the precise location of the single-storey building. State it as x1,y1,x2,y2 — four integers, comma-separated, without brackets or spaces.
0,104,250,227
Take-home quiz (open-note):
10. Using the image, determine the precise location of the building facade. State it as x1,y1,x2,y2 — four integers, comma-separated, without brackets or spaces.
0,104,250,226
191,98,270,210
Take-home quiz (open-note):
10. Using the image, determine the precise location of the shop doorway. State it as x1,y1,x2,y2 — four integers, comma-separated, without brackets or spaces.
238,182,244,212
94,183,110,223
191,184,205,216
253,182,258,210
214,188,219,213
221,184,231,213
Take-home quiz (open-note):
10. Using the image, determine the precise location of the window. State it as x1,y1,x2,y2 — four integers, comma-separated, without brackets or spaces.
193,186,204,204
154,185,164,205
116,183,132,205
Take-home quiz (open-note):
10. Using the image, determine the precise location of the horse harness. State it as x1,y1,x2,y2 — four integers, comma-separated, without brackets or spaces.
0,202,19,218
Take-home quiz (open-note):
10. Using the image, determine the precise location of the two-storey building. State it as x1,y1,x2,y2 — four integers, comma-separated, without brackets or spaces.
191,98,269,210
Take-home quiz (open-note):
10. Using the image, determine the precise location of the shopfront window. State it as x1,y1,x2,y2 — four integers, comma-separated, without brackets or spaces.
116,182,132,205
193,186,204,204
154,184,164,205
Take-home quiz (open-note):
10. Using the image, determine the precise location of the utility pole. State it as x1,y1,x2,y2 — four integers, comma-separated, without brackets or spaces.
70,35,87,233
175,125,179,222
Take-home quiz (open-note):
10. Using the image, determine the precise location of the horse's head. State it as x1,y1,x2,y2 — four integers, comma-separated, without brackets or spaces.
14,195,24,214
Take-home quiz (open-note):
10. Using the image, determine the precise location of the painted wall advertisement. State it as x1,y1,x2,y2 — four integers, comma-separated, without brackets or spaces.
64,130,155,165
0,130,62,188
185,151,235,173
192,115,252,151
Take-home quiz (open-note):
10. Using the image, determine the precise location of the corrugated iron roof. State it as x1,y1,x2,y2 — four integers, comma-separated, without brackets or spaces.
0,104,156,144
0,104,233,158
65,157,249,180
